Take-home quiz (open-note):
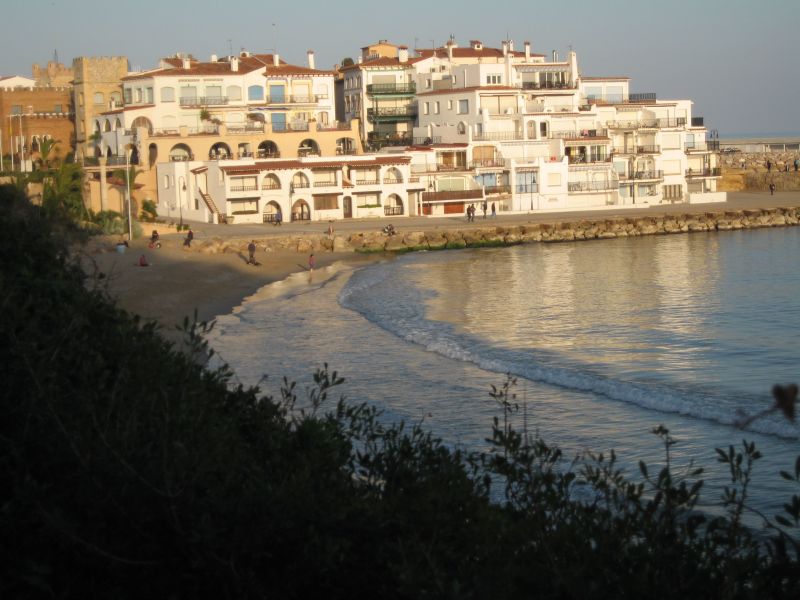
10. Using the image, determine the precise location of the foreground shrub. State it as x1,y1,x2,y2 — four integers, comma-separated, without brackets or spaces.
0,185,798,598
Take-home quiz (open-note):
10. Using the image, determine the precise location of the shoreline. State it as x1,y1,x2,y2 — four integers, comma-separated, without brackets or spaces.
82,193,800,346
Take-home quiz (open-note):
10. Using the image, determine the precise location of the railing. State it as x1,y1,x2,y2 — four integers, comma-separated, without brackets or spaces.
257,150,280,159
368,136,412,149
470,158,506,168
273,122,310,132
620,170,664,180
104,156,129,166
521,81,574,90
685,141,720,151
237,151,254,159
187,124,220,135
291,181,310,189
567,180,619,192
367,106,418,119
263,213,280,223
515,184,539,194
152,128,180,137
691,117,704,127
607,120,656,129
568,155,612,164
179,96,229,107
473,131,520,141
612,146,661,155
437,163,468,172
659,117,687,128
422,189,483,201
355,179,379,186
291,212,311,222
261,182,281,190
80,157,101,167
685,167,722,178
265,94,326,104
227,123,265,134
383,178,403,184
551,129,608,139
629,92,657,103
229,183,258,192
484,185,511,195
384,205,404,216
169,155,194,162
367,83,416,94
313,181,338,188
317,122,352,131
411,136,441,145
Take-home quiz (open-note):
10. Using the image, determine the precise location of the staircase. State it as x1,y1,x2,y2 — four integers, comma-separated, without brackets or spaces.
200,191,226,224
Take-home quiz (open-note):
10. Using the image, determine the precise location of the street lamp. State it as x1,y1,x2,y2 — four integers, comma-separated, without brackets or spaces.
124,144,132,241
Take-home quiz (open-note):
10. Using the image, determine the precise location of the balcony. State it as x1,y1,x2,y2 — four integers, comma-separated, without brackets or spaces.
568,155,612,164
384,205,405,216
422,189,484,202
612,146,660,155
685,140,720,152
355,179,380,186
367,106,417,122
313,181,338,188
685,167,722,178
367,83,416,95
264,94,326,105
368,133,412,150
383,178,403,185
485,185,511,195
229,183,258,192
436,163,468,172
515,184,539,194
521,81,574,91
620,170,664,181
551,129,608,140
471,158,506,168
607,119,658,130
179,96,230,107
272,122,310,133
567,180,619,192
628,92,657,103
412,136,441,146
691,117,704,127
659,117,687,128
473,131,520,141
227,123,265,134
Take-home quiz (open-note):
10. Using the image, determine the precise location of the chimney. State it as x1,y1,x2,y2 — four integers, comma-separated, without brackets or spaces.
273,54,280,66
211,54,218,63
446,40,453,61
357,55,363,64
307,50,315,70
501,41,508,56
398,45,409,63
524,41,530,61
552,50,558,62
231,56,239,72
182,57,191,70
508,39,514,52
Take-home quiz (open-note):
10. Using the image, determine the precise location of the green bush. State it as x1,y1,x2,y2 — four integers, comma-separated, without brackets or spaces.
1,185,798,598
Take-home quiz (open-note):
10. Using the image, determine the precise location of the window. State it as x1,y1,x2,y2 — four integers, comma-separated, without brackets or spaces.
11,105,22,115
434,101,440,114
515,171,537,193
448,100,453,110
423,102,429,115
161,87,175,102
248,85,264,101
226,85,242,100
123,89,131,104
457,99,469,114
93,92,104,105
145,87,154,103
314,195,338,210
179,85,197,100
134,88,142,103
54,104,62,113
163,175,170,189
453,75,457,85
110,91,121,106
425,78,431,89
205,85,222,99
664,184,682,200
486,74,501,85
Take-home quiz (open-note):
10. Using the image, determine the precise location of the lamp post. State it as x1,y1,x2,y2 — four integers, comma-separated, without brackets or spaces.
125,145,132,241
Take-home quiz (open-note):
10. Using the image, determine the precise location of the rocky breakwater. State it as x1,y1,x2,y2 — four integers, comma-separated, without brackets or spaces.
721,151,800,192
190,207,800,258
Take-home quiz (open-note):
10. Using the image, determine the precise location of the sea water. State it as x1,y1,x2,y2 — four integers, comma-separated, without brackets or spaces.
208,227,800,520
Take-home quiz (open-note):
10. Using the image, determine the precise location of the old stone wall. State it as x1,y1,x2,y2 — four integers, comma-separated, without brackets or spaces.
188,206,800,256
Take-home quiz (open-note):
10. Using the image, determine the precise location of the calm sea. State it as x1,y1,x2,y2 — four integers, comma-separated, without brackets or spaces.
208,227,800,519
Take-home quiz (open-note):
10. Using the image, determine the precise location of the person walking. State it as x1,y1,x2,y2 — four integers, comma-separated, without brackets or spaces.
183,228,194,248
795,158,799,172
767,160,772,172
275,209,282,226
327,222,334,239
308,253,316,271
247,240,257,265
482,201,487,219
769,182,776,195
491,202,496,218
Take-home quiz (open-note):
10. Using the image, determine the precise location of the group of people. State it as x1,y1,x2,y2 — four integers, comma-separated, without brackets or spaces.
767,159,800,173
466,201,496,222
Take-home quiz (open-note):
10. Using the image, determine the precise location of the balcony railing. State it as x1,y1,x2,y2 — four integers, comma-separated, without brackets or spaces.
470,158,506,168
567,180,619,192
367,106,417,121
265,94,326,105
272,122,310,132
291,181,310,189
179,96,229,107
484,185,511,195
436,163,468,172
422,189,484,202
412,136,441,145
473,131,520,141
515,184,539,194
551,129,608,139
521,81,574,90
317,122,352,131
257,150,280,159
691,117,704,127
620,170,664,180
169,154,194,162
367,83,416,95
229,183,258,192
568,155,612,164
368,135,412,149
685,167,722,178
261,182,281,190
383,178,403,184
355,179,379,186
313,181,338,188
628,92,657,103
612,146,661,155
659,117,687,128
685,140,720,152
227,123,265,134
384,205,405,216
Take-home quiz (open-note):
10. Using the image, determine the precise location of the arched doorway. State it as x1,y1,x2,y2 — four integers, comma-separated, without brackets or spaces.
169,143,192,161
148,143,158,168
131,116,153,135
209,142,232,159
257,140,279,158
262,200,282,224
291,199,311,221
262,174,281,190
291,172,310,191
385,194,404,216
298,139,320,157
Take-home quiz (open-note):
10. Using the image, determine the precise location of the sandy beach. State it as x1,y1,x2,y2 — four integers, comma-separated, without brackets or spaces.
81,234,380,345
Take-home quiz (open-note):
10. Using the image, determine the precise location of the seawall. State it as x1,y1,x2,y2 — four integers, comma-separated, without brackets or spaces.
191,206,800,255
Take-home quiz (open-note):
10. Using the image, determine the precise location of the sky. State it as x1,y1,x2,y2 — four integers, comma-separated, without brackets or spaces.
1,0,797,136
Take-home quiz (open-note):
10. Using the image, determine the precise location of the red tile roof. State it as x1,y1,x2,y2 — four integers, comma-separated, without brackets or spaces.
123,54,298,81
221,156,411,174
339,56,422,71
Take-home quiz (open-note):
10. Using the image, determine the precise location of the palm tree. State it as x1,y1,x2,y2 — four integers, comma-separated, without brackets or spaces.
42,163,87,220
38,138,60,169
111,164,144,231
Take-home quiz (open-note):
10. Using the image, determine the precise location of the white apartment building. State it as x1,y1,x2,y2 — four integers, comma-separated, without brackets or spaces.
409,40,723,213
156,154,424,224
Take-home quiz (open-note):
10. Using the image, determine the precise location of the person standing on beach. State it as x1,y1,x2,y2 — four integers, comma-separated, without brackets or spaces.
767,160,772,172
482,201,487,219
184,228,194,248
491,202,496,218
327,222,334,239
308,253,315,271
795,158,799,172
247,240,257,265
769,182,776,195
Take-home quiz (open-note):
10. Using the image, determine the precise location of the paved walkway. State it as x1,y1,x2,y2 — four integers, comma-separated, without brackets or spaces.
178,191,800,240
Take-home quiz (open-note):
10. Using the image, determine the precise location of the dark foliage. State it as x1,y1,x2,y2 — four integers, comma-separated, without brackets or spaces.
1,185,798,598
